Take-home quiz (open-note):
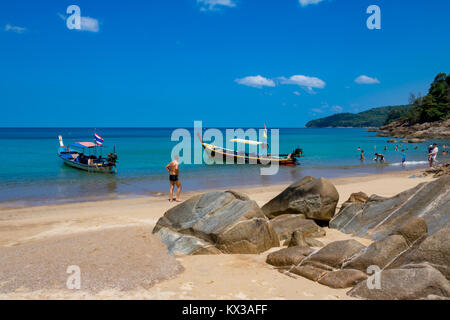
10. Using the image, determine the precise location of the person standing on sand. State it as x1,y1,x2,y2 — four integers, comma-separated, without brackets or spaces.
428,143,439,167
165,155,182,202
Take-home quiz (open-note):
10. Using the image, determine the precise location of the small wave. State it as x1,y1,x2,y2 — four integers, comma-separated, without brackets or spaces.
390,161,428,166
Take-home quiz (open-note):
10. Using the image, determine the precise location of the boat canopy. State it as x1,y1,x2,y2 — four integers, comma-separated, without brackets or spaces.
230,138,263,146
71,142,97,148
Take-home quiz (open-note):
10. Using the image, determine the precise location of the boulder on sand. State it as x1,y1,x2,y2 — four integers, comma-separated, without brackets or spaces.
318,269,368,289
302,239,366,269
266,246,314,267
348,263,450,300
339,192,368,211
269,214,325,242
153,191,279,255
345,192,369,204
262,176,339,221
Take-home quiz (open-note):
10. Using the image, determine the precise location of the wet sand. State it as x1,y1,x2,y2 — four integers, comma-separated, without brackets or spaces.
0,169,435,299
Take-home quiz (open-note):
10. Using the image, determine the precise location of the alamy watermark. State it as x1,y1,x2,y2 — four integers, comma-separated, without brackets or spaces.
66,265,81,290
66,5,81,30
170,121,284,176
366,265,382,290
367,5,381,30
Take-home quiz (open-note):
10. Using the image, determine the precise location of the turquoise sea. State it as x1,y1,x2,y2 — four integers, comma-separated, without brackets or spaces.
0,127,448,207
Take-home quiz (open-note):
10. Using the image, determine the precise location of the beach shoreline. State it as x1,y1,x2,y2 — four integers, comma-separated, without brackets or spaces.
0,168,437,299
0,165,430,211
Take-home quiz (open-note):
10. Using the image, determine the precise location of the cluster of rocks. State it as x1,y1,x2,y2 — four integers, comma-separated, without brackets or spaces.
268,217,449,299
376,119,450,140
266,176,449,299
330,176,449,239
153,175,450,300
153,176,335,255
423,162,450,178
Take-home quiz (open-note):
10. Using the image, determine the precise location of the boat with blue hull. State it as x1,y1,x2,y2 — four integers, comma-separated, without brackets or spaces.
57,136,118,173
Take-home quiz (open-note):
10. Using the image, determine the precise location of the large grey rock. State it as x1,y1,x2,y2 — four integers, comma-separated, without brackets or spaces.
344,235,409,272
318,269,368,289
269,214,324,242
262,176,339,221
266,246,314,267
330,176,450,240
153,191,279,255
348,263,450,300
301,239,366,269
402,228,450,279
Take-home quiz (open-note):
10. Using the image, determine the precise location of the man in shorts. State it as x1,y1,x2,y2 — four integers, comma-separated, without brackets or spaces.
165,155,182,202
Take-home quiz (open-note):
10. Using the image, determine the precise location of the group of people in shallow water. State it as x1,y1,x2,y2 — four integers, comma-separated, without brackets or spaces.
358,143,447,168
164,144,448,203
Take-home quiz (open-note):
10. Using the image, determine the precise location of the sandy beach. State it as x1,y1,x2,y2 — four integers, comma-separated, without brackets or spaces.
0,169,436,300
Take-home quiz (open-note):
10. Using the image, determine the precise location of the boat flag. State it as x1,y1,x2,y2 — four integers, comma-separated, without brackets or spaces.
95,131,104,146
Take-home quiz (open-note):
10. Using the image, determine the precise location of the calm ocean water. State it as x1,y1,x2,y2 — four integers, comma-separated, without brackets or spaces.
0,127,448,207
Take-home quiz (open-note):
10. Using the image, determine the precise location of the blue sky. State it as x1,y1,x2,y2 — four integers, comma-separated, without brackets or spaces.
1,0,449,127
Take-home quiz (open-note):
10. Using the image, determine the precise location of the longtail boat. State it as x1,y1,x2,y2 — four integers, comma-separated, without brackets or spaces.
198,134,302,166
57,135,118,173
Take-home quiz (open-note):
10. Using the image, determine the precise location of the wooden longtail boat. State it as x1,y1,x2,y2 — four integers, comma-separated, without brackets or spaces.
57,136,118,173
198,134,302,166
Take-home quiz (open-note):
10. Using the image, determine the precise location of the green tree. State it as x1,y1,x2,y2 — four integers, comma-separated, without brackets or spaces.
407,73,449,124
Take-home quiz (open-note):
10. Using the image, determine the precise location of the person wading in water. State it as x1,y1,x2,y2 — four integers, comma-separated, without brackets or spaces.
165,155,182,202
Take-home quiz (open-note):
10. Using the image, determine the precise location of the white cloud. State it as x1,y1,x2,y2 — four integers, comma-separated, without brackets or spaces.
299,0,325,7
293,91,301,96
235,75,275,88
197,0,236,11
311,108,324,114
355,75,380,85
331,105,343,113
58,13,100,32
4,24,26,34
80,17,99,32
279,75,326,93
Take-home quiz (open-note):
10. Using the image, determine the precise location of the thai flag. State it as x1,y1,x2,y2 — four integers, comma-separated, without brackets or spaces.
95,132,104,146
